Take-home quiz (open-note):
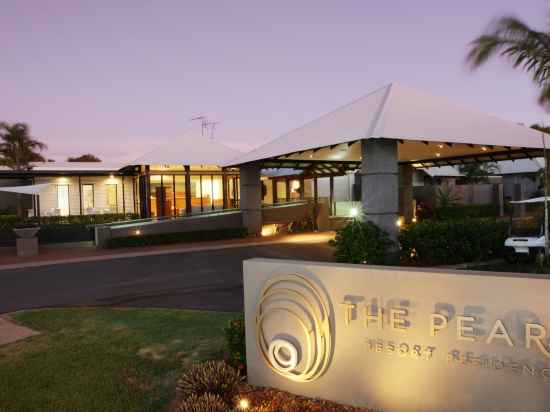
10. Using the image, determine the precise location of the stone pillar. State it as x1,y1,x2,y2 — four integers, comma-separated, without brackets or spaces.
361,138,399,242
240,163,262,236
399,164,414,224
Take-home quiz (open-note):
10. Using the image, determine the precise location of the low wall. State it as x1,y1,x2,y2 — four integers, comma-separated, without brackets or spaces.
95,211,243,247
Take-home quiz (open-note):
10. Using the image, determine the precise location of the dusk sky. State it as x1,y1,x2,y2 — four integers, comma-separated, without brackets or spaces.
2,0,549,162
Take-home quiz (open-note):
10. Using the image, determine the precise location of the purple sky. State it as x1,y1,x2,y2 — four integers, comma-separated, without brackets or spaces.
2,0,549,162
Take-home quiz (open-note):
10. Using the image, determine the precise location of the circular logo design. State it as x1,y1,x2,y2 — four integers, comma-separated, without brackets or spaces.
256,274,332,382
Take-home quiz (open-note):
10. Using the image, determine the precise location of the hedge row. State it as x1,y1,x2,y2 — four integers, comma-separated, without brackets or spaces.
399,218,509,266
0,213,139,231
107,228,248,248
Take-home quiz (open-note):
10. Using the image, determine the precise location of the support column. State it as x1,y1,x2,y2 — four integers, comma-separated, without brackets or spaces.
399,164,414,224
361,138,399,242
240,163,262,236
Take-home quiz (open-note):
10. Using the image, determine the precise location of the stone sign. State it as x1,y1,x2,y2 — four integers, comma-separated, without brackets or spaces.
243,258,550,412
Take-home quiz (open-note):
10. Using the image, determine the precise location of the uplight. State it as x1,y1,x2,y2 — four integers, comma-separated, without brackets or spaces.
135,229,141,235
350,207,359,217
396,217,403,228
238,398,250,410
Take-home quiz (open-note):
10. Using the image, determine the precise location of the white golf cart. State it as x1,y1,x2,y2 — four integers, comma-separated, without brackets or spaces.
504,196,548,262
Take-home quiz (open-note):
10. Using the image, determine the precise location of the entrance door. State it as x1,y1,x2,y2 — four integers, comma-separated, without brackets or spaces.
57,184,70,216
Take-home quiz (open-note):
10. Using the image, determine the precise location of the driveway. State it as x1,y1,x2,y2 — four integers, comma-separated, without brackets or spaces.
0,241,335,314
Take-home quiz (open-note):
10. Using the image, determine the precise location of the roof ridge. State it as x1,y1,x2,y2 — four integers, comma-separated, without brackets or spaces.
366,82,394,139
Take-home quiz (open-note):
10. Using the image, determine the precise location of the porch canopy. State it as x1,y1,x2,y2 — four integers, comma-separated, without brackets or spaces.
224,83,547,174
0,183,51,195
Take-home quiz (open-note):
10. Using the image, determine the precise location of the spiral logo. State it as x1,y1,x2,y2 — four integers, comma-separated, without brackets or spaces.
255,274,332,382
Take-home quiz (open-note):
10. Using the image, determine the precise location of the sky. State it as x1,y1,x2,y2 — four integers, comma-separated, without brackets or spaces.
1,0,550,162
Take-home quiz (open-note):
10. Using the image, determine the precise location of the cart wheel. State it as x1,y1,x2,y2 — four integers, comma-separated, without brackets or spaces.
504,247,519,264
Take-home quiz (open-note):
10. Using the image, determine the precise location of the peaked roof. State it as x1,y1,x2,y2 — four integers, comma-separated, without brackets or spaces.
225,83,547,166
132,134,242,166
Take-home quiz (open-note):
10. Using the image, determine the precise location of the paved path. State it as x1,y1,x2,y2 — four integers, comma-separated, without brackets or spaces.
0,238,335,314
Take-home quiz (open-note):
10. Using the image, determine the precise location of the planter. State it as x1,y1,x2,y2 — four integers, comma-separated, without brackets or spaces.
13,227,40,238
13,227,40,257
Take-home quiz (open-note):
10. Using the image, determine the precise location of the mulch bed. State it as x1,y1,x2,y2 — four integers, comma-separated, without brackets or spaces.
234,383,373,412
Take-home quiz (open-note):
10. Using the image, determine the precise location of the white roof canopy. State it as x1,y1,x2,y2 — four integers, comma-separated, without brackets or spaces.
0,183,51,195
225,83,548,168
132,134,242,166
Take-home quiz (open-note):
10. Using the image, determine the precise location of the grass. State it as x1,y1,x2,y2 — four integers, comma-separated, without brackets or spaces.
0,308,235,412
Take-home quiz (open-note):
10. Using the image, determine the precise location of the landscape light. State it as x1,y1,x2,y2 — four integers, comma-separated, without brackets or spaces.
238,398,250,410
135,229,141,235
350,207,358,217
396,217,403,227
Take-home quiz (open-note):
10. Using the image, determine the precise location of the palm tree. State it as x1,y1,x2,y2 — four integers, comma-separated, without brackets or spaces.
466,16,550,107
458,162,500,184
0,122,47,170
0,122,47,216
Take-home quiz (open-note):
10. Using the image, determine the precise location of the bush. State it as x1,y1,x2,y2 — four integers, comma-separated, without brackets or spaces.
434,204,499,220
107,228,247,248
175,393,227,412
0,213,138,231
400,218,509,266
329,219,394,264
176,361,243,404
224,314,246,371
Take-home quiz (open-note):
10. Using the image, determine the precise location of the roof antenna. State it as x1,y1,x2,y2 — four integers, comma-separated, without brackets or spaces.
190,116,208,137
205,121,220,139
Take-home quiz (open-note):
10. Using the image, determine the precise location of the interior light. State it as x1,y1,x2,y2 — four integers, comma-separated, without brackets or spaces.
435,152,441,157
109,174,114,179
237,398,250,410
481,146,488,151
437,144,444,149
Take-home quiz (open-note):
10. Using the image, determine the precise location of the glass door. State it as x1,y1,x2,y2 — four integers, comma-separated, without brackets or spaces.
57,184,70,216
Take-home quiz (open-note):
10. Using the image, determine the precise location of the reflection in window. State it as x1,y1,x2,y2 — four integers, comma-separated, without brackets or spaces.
82,184,94,212
106,184,118,212
212,175,223,209
149,175,161,217
190,175,202,213
162,175,174,216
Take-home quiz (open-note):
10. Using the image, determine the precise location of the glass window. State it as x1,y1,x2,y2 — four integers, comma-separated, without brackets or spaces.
212,175,223,210
106,184,118,213
82,184,94,212
175,175,186,215
227,176,238,209
57,184,70,216
190,175,202,213
149,175,162,217
201,175,213,211
162,175,174,217
276,180,286,202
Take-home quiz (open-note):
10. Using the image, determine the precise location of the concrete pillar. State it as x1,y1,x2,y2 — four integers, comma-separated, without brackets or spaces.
361,138,399,242
240,163,262,236
399,164,414,224
95,225,112,248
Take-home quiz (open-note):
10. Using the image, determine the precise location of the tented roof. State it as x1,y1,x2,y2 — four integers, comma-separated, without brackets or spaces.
225,83,547,168
132,134,242,166
0,183,51,195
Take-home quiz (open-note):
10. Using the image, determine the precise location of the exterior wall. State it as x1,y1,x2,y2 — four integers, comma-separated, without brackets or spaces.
34,175,135,216
503,174,539,201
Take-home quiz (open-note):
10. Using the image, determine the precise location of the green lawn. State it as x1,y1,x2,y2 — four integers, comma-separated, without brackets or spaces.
0,308,235,412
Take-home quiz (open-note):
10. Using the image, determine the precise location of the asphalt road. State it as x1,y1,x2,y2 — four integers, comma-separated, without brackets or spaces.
0,242,335,314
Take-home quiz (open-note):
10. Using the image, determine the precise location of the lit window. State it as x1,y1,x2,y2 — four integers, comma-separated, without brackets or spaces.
82,184,94,211
106,184,117,212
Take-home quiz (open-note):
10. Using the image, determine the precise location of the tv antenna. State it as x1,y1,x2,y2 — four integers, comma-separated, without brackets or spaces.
190,116,220,138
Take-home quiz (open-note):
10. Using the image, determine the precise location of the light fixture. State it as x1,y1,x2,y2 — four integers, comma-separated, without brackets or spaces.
350,207,359,217
435,152,441,157
396,217,403,228
109,174,115,179
481,146,488,151
237,398,250,410
437,144,444,149
135,229,141,235
412,217,417,223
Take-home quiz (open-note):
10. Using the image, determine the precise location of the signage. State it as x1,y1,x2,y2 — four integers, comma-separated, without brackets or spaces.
243,259,550,412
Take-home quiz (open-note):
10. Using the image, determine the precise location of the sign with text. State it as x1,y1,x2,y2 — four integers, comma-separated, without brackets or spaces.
243,259,550,412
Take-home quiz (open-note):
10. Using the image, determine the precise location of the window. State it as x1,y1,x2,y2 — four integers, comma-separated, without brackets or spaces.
190,175,202,213
106,184,118,212
175,175,186,215
57,184,70,216
82,184,94,211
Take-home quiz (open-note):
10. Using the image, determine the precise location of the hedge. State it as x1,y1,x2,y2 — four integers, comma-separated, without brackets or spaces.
434,204,499,220
400,218,509,266
0,213,139,231
107,228,248,248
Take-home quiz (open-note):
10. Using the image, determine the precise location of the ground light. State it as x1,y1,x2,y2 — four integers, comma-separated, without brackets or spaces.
349,207,359,217
396,217,403,227
237,398,250,410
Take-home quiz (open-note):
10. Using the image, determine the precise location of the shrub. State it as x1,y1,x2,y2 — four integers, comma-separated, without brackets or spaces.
400,218,509,266
0,213,138,231
224,314,246,371
175,393,227,412
329,219,394,264
434,204,499,220
107,228,247,248
176,361,242,403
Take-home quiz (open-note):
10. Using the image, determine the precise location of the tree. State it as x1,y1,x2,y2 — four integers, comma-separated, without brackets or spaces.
466,16,550,108
0,122,47,217
67,154,101,162
0,122,47,170
458,163,500,184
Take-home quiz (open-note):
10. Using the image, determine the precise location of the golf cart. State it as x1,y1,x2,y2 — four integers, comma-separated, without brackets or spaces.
504,196,548,262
